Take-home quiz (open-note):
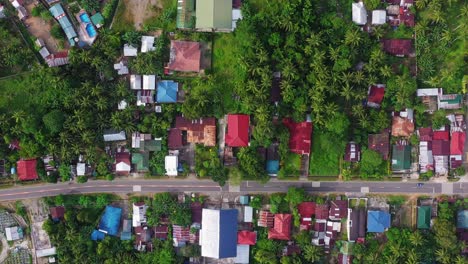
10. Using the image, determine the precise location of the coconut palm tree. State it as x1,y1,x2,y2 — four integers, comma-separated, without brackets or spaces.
303,245,323,263
409,230,424,247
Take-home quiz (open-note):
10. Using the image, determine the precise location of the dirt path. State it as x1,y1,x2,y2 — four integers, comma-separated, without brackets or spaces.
0,235,8,263
125,0,161,30
24,2,60,53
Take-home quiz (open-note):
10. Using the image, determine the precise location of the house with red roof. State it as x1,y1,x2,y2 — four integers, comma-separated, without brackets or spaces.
16,159,38,181
268,214,291,240
237,231,256,245
225,114,250,147
50,206,65,222
432,130,450,175
283,118,313,155
367,84,385,108
315,204,330,221
174,116,217,147
382,39,412,57
392,109,414,137
258,210,274,227
450,131,465,169
344,142,361,162
167,40,201,73
297,201,316,230
419,128,434,173
329,200,348,220
114,151,131,175
368,130,390,160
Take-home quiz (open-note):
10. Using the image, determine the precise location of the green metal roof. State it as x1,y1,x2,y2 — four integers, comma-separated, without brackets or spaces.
141,139,161,152
91,12,105,27
440,94,462,104
195,0,232,30
177,0,195,29
417,206,431,229
132,152,149,172
391,145,411,171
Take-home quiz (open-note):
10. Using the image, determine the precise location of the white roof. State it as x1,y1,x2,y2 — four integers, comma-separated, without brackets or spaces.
130,75,142,90
76,163,86,176
39,47,50,59
141,36,155,53
11,0,21,8
372,10,386,25
118,100,127,110
123,44,138,57
142,75,156,90
352,2,367,25
244,206,253,223
235,245,250,264
36,38,45,47
417,88,440,97
103,130,126,141
116,161,131,172
232,9,242,29
132,203,148,227
5,226,21,241
132,132,141,148
165,155,178,176
200,209,221,258
36,247,57,258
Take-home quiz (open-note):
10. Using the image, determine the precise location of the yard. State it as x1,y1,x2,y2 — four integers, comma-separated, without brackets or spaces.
112,0,175,31
278,152,301,180
309,130,344,176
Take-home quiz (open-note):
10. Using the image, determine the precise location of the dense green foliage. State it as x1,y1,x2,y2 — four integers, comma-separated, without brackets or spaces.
0,20,35,76
146,192,192,227
194,145,227,186
359,149,386,179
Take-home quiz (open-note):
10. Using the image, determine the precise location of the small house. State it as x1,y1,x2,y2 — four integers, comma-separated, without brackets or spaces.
115,151,131,175
50,206,65,222
283,118,313,155
167,40,201,73
176,0,195,29
103,130,126,142
130,75,142,90
225,114,250,147
450,131,465,169
417,206,431,229
142,75,156,90
372,10,386,25
352,2,367,25
391,144,411,172
391,108,414,137
344,142,361,162
297,202,315,230
329,200,348,220
457,210,468,229
258,211,274,228
114,61,129,75
367,210,391,233
165,155,178,176
417,88,439,112
17,159,38,181
268,214,291,240
5,226,23,241
382,39,412,57
123,44,138,57
367,84,385,108
141,36,155,53
237,231,256,245
121,219,132,240
156,80,178,103
368,130,390,160
49,4,77,46
439,94,463,110
132,202,148,227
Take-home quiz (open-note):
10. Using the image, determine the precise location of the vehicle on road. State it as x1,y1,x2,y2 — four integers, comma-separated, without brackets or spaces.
417,183,424,188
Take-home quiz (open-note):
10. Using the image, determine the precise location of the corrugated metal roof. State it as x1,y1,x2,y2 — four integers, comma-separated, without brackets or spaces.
195,0,232,30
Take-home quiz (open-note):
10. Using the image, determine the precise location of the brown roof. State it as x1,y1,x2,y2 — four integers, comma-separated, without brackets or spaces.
432,140,450,156
168,128,183,149
368,131,390,160
315,204,329,220
154,225,168,240
344,142,361,162
50,206,65,220
382,39,412,56
392,116,415,137
418,128,433,141
329,200,348,219
191,202,203,223
168,41,201,72
175,116,216,146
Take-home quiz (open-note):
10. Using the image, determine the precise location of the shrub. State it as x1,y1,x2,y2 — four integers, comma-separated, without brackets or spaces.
50,24,63,39
77,176,88,183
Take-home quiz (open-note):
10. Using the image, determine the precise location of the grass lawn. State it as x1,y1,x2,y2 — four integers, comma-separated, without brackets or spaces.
309,130,344,176
212,34,245,114
278,152,301,179
111,0,134,32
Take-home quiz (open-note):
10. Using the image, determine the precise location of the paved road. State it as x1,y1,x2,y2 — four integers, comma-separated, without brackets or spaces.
0,180,467,201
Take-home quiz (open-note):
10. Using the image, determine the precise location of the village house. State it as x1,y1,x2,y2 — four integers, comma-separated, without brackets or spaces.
391,143,411,172
371,10,386,25
174,116,217,147
195,0,232,32
347,199,367,242
418,127,434,173
283,117,313,155
367,210,391,233
114,149,131,175
382,39,412,57
167,40,201,73
344,142,361,162
391,108,414,137
131,133,162,172
225,114,250,147
49,206,65,222
417,205,431,229
132,202,148,227
5,226,23,241
49,4,77,46
16,159,38,181
367,84,385,108
165,155,178,176
329,200,348,220
417,88,464,111
258,210,274,228
297,201,315,230
352,1,367,26
156,80,179,103
368,130,390,160
268,214,292,240
432,128,450,175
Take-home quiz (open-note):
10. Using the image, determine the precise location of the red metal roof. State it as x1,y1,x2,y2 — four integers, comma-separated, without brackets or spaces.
329,200,348,219
225,114,250,147
17,159,38,181
154,225,168,239
191,202,202,223
175,116,216,146
268,214,291,240
168,41,201,72
50,206,65,220
368,131,390,160
367,85,385,105
433,130,450,141
258,210,274,227
283,118,313,155
237,231,256,245
168,128,183,149
382,39,412,56
419,128,433,141
450,132,465,155
298,202,316,218
173,225,190,242
432,140,450,156
315,204,329,220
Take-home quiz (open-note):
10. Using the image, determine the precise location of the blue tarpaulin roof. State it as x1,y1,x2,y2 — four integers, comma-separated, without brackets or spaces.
98,206,122,236
91,230,105,241
266,160,279,174
367,210,391,233
156,80,178,103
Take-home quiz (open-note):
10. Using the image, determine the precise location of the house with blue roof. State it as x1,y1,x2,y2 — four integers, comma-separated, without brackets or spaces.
49,4,77,46
367,210,391,233
98,206,122,236
156,80,178,103
457,210,468,229
200,209,238,259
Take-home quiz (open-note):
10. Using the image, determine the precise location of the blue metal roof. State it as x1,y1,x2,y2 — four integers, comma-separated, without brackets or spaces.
218,209,238,258
367,210,391,233
91,230,105,241
49,4,77,45
49,4,64,18
457,210,468,229
157,80,178,103
266,160,279,174
98,206,122,236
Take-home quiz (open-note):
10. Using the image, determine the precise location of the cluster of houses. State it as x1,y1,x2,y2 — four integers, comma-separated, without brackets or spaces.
352,0,415,57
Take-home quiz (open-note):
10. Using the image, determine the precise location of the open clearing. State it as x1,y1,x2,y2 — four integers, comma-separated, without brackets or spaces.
113,0,162,31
